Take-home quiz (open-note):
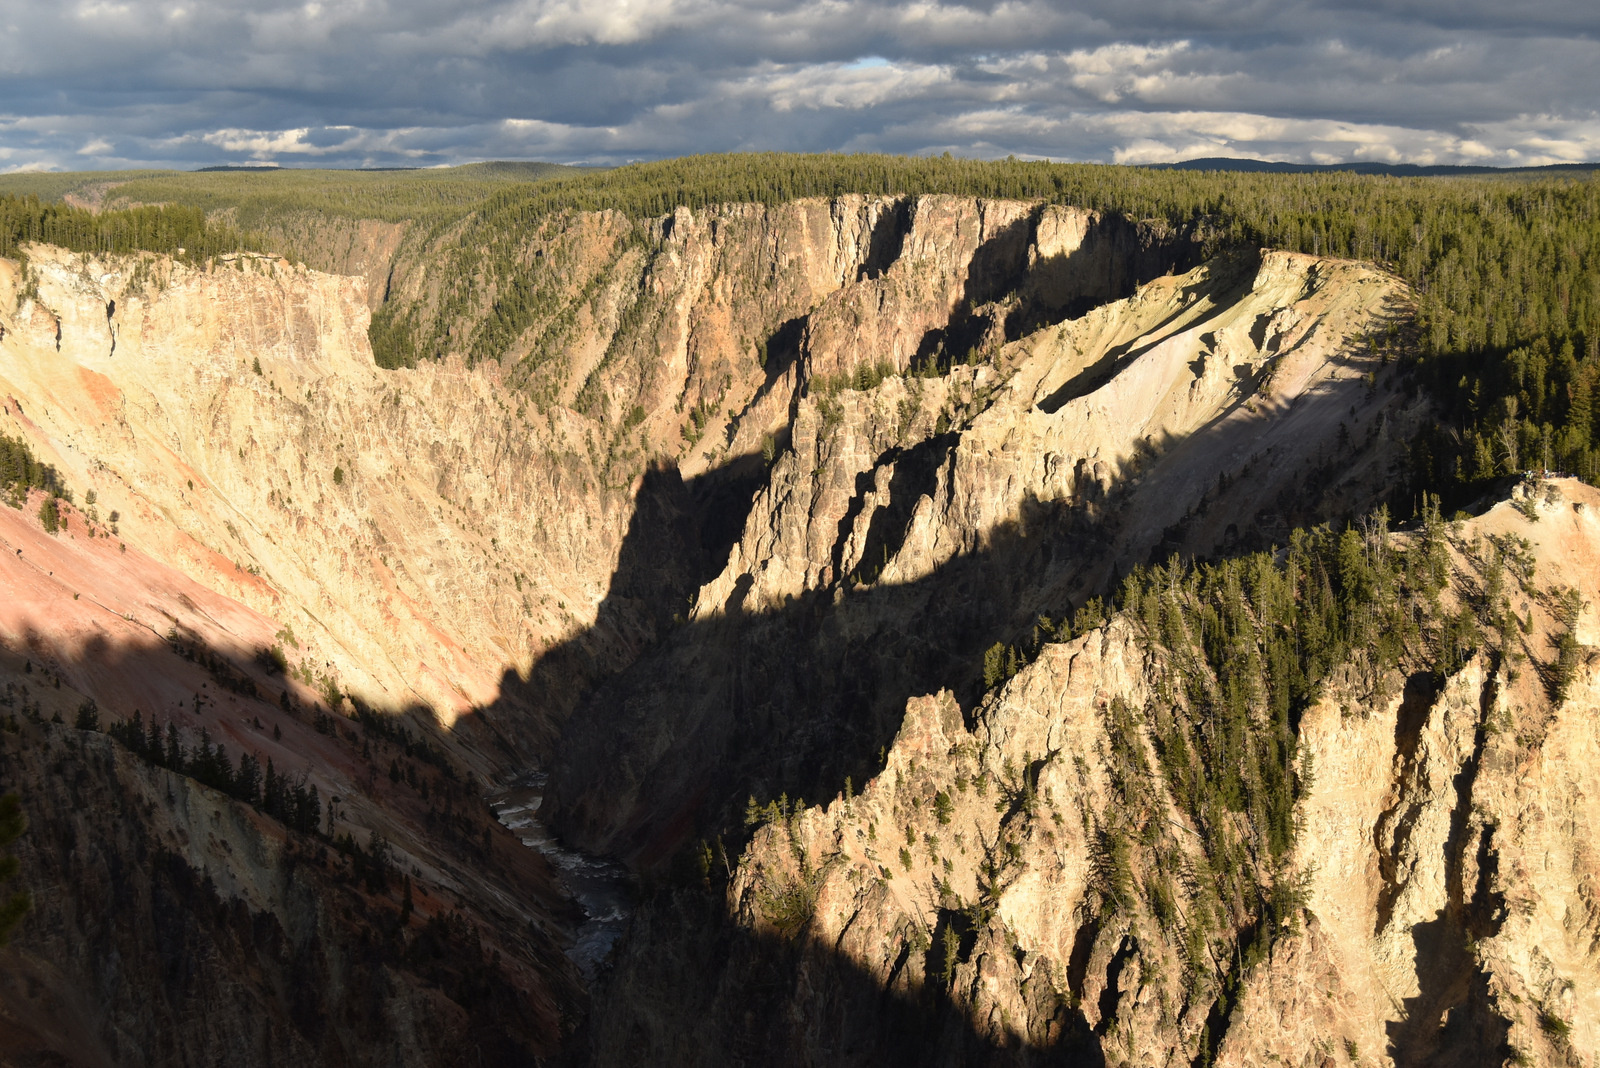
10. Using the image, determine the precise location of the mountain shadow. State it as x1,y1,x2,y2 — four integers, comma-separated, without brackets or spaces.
485,307,1421,1062
571,880,1105,1068
912,207,1208,373
534,272,1411,880
484,457,765,749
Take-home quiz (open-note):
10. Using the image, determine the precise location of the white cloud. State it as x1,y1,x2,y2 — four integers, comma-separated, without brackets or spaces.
201,127,327,156
754,60,951,112
487,0,697,47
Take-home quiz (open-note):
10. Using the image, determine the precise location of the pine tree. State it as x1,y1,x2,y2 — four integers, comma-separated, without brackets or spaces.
1571,370,1595,449
164,722,184,769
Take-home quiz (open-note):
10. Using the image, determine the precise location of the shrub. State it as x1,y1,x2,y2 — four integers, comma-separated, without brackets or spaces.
255,644,289,674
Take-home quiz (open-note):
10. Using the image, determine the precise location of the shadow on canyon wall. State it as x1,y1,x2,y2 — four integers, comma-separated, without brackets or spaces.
530,248,1402,873
726,201,1206,451
901,204,1207,375
491,202,1207,761
453,228,1463,1062
477,354,1408,1061
0,215,1442,1065
0,649,579,1068
578,884,1108,1068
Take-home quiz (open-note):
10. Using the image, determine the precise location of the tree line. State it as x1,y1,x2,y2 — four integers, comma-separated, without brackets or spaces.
0,432,62,504
6,155,1597,504
0,194,246,263
105,708,323,835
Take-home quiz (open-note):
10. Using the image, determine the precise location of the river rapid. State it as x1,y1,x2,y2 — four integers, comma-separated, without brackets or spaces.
488,772,633,981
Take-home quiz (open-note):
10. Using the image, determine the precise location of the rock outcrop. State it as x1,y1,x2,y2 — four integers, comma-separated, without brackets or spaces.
591,483,1599,1068
546,245,1422,864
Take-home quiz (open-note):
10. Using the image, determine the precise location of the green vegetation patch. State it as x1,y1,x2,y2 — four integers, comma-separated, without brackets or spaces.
0,193,246,263
0,432,65,511
0,161,589,230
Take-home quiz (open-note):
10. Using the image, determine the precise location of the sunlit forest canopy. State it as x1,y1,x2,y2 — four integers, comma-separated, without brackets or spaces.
0,194,246,262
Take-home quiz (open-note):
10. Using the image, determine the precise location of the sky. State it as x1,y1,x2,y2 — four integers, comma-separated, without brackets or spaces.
1,0,1597,172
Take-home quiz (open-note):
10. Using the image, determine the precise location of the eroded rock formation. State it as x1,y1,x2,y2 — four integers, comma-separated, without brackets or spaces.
0,191,1590,1068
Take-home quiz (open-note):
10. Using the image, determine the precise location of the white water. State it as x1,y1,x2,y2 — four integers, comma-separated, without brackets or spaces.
488,772,632,980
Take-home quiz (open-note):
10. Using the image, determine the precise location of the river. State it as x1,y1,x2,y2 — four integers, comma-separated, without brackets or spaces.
488,772,633,981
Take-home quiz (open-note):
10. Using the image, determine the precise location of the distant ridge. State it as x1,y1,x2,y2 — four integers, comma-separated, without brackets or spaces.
191,161,597,175
1150,157,1600,177
193,164,418,172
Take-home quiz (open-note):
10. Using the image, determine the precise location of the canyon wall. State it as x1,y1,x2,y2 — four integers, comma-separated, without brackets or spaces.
0,195,1199,1064
546,246,1422,863
0,189,1590,1068
588,483,1600,1068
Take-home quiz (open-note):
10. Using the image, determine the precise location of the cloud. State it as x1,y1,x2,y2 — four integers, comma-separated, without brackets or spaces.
755,60,951,112
0,0,1594,170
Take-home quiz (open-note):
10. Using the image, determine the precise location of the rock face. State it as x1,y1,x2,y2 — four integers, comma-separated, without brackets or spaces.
0,197,1201,1065
591,484,1600,1068
546,246,1421,863
0,197,1200,751
0,475,580,1064
0,190,1592,1068
0,247,611,742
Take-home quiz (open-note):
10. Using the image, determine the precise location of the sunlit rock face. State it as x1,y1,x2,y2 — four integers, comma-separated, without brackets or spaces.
2,190,1590,1068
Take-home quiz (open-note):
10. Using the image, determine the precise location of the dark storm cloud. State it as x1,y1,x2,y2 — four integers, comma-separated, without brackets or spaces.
0,0,1595,171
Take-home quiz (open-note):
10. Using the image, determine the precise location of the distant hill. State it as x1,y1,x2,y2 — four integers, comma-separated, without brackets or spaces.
190,161,608,176
1151,156,1599,177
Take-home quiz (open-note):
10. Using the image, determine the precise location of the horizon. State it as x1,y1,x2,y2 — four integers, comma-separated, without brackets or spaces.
3,153,1597,180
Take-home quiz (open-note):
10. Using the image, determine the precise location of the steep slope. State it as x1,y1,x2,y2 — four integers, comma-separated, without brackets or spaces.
546,245,1421,863
592,481,1599,1068
0,196,1203,1064
0,196,1199,750
0,493,580,1064
0,246,599,741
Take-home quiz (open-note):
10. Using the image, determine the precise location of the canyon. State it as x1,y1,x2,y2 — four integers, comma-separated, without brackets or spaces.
0,189,1591,1067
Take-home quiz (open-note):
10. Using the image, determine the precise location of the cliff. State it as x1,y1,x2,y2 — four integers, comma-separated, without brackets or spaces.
591,481,1600,1068
545,244,1422,863
0,197,1199,751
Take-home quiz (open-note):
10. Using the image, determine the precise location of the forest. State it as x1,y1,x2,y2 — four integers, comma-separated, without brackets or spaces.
0,161,585,232
0,194,245,263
